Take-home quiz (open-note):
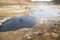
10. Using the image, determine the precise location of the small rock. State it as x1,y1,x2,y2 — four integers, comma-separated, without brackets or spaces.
51,32,59,37
44,32,50,36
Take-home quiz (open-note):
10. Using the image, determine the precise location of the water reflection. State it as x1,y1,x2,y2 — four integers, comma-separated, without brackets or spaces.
0,16,36,32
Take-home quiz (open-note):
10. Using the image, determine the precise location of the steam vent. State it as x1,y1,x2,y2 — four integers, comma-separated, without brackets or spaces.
0,0,60,40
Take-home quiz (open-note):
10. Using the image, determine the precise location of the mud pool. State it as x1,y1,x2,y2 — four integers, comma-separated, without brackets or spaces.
0,5,60,32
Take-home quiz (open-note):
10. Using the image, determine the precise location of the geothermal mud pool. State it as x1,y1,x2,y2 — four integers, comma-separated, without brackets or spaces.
0,5,60,32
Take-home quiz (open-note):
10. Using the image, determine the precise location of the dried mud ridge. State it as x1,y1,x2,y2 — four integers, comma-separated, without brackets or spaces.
0,19,60,40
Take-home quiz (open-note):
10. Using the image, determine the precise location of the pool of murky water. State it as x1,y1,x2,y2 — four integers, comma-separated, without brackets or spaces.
0,16,36,32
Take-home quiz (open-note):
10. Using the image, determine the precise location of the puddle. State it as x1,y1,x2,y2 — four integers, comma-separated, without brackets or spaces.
0,16,36,32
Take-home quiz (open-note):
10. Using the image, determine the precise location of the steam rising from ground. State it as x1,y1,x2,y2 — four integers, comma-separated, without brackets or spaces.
28,5,60,23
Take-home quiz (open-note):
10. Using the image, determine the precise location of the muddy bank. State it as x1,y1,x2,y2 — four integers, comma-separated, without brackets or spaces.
0,18,60,40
